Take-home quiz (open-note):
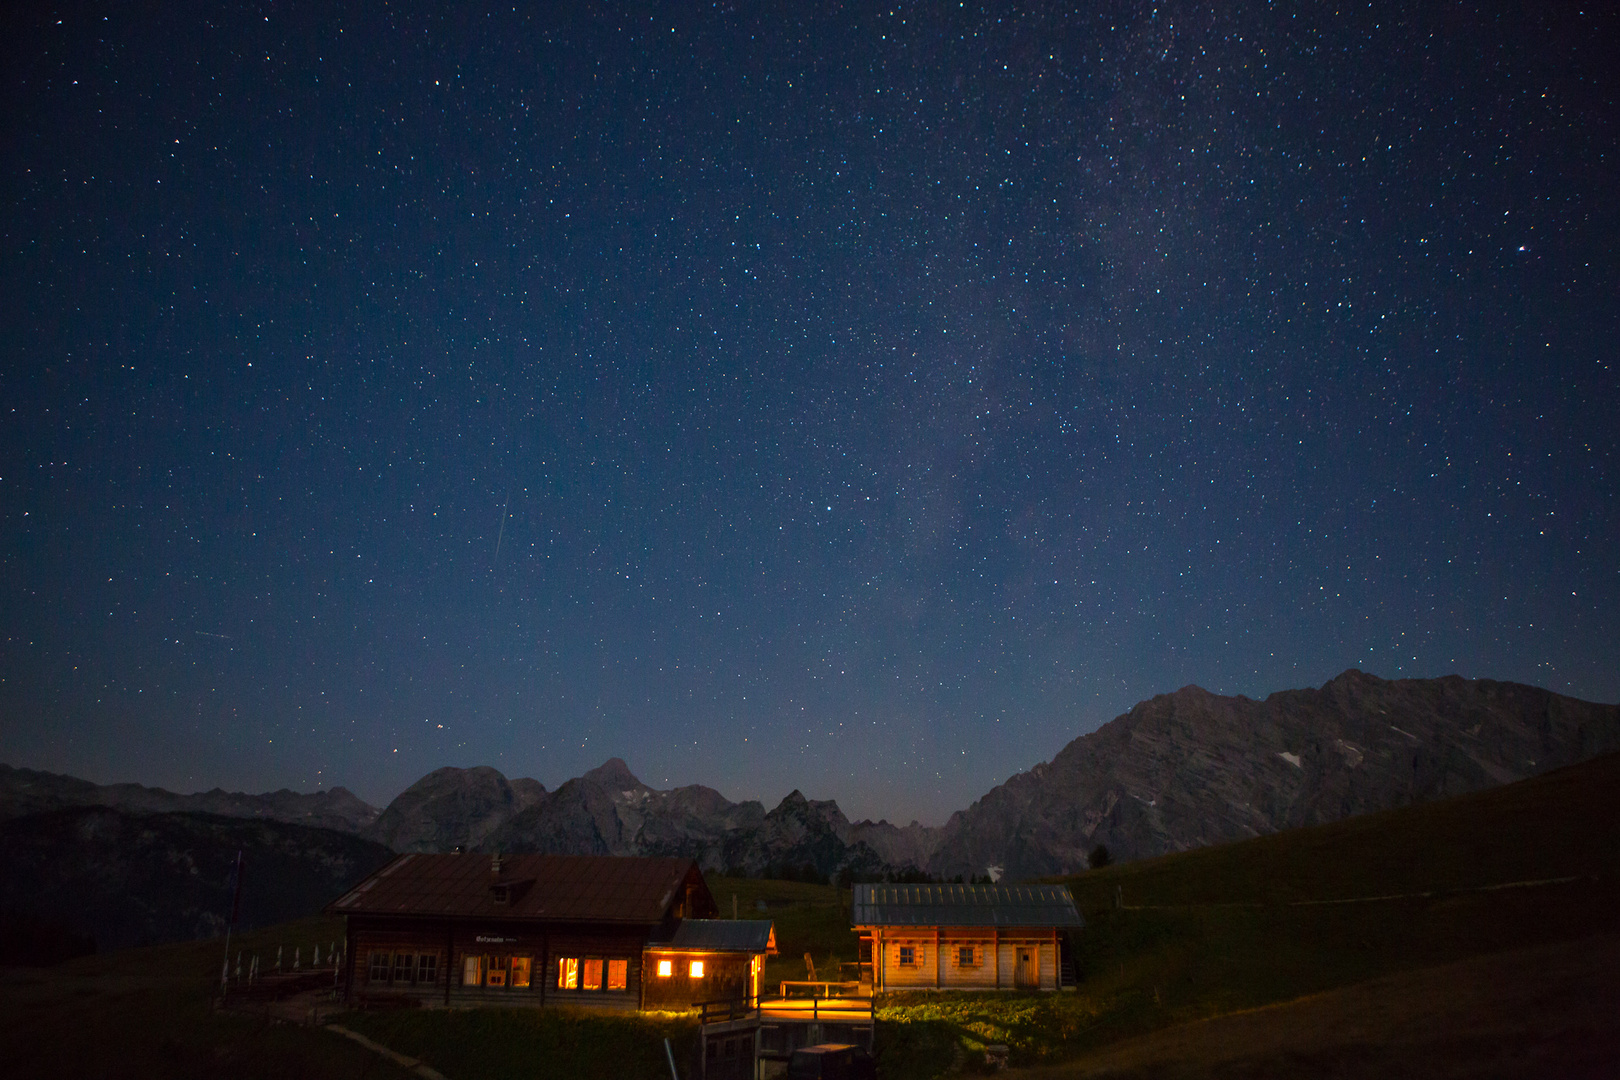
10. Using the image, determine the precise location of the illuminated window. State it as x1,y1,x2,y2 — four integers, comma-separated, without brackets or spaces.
608,958,629,991
582,958,604,991
486,955,508,987
463,955,483,986
689,959,705,978
417,954,438,984
657,959,673,978
511,956,531,989
557,957,578,990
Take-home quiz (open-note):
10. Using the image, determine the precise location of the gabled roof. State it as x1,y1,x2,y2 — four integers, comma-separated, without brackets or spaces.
647,919,777,955
851,883,1084,928
326,853,716,923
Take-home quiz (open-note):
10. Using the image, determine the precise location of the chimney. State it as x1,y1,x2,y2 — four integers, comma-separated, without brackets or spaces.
491,851,503,877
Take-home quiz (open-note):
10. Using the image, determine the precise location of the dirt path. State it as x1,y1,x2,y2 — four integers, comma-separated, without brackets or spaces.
328,1024,451,1080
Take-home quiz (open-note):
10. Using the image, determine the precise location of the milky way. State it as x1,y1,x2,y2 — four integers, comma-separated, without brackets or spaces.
3,2,1615,822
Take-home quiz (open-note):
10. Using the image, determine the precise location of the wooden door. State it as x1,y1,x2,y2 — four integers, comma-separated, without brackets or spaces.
1014,946,1037,988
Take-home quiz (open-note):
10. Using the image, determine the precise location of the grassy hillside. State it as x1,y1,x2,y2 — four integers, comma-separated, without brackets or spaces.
1011,931,1620,1079
1064,746,1620,909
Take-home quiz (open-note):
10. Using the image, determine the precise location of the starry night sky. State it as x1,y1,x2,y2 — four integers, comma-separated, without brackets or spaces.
3,2,1616,824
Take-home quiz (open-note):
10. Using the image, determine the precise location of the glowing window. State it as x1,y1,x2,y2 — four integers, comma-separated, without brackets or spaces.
657,959,673,978
582,958,603,991
463,955,483,986
510,956,531,989
608,958,629,991
689,960,705,978
557,956,578,990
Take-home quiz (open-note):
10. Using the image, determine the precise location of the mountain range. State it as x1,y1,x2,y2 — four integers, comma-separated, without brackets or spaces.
4,670,1618,909
0,763,380,834
351,670,1620,882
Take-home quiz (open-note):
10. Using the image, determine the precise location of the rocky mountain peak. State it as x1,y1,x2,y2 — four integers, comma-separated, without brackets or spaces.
926,671,1620,881
581,757,647,791
365,765,544,853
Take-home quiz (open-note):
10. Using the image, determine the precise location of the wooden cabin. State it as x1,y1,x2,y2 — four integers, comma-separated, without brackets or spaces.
850,883,1084,992
327,852,773,1012
643,918,775,1010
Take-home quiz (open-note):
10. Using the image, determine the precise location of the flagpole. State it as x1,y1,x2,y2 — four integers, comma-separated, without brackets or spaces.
219,849,244,998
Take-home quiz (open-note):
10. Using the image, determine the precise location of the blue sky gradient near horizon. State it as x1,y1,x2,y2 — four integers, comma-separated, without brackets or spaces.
2,2,1616,823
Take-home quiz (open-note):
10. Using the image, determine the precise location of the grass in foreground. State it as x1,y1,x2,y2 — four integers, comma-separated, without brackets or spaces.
1009,931,1620,1079
338,1006,698,1080
0,915,408,1080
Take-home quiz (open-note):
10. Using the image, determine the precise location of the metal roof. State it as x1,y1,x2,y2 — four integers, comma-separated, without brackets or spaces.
326,853,716,923
850,883,1084,928
647,919,777,954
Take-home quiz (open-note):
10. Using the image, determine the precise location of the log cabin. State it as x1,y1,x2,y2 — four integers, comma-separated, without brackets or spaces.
327,852,774,1011
851,883,1084,991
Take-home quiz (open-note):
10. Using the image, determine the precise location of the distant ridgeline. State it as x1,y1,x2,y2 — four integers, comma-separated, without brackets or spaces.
2,670,1615,955
0,806,395,958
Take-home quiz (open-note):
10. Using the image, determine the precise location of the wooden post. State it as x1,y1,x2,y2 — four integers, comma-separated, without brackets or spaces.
444,919,453,1007
343,923,356,1002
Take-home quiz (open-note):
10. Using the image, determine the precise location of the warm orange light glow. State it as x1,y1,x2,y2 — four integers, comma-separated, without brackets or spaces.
689,960,705,978
657,959,673,978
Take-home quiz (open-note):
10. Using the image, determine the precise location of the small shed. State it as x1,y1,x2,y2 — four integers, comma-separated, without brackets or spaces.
850,883,1084,991
643,918,777,1010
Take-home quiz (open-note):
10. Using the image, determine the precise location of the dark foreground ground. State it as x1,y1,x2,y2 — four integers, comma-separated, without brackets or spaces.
1009,930,1620,1080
